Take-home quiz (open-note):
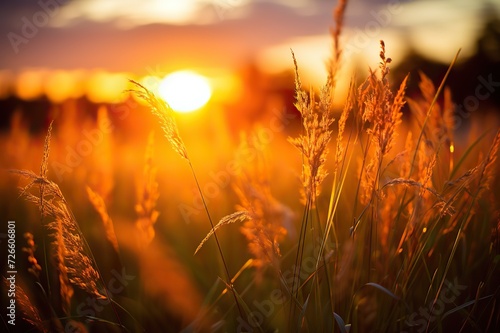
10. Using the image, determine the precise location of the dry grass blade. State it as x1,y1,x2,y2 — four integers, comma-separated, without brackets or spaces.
382,178,445,203
128,79,189,160
195,211,252,255
445,166,479,188
86,186,119,253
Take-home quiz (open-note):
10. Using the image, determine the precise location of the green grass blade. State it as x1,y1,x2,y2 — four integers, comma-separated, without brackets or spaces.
333,312,348,333
449,130,491,179
364,282,400,301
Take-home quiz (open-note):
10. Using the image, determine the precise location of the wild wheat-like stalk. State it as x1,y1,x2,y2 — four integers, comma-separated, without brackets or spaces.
328,0,348,91
89,106,115,199
400,131,414,180
407,50,460,180
232,135,289,278
353,42,409,240
128,80,188,160
134,131,160,247
359,157,376,207
331,0,347,63
195,211,252,255
335,79,355,173
86,186,119,252
52,216,74,315
408,73,454,147
353,43,409,281
287,52,335,329
13,173,106,300
425,130,498,330
11,122,124,328
476,130,500,199
444,165,479,188
38,121,53,297
289,51,335,205
286,2,351,329
381,178,450,209
130,80,246,319
362,41,408,163
13,122,105,311
408,73,456,180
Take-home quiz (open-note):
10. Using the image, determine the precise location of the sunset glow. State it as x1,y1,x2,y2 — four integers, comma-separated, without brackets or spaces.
158,71,212,113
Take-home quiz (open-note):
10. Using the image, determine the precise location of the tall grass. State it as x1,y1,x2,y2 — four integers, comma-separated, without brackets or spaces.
4,0,500,332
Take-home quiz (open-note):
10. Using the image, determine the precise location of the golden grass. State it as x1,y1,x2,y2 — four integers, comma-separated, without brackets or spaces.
22,232,42,279
131,76,247,320
13,171,106,297
128,80,188,160
134,131,160,247
5,0,500,331
289,50,335,206
233,134,289,278
86,186,119,252
11,123,106,320
195,210,251,255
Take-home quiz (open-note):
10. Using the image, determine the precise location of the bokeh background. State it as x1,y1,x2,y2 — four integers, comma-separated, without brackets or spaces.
1,0,500,331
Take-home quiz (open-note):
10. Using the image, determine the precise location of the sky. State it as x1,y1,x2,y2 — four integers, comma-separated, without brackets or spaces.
0,0,499,101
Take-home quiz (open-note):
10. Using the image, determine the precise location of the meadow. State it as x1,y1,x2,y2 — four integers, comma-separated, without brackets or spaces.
1,1,500,332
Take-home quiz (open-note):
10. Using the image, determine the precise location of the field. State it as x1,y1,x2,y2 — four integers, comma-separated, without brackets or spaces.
1,1,500,332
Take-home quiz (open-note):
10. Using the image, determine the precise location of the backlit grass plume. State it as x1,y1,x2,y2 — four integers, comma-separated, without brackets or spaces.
4,0,500,331
130,79,246,319
135,131,160,247
129,80,188,160
195,211,251,255
86,186,119,253
476,129,500,199
12,123,106,302
361,41,408,162
289,51,335,205
14,170,106,300
233,134,289,277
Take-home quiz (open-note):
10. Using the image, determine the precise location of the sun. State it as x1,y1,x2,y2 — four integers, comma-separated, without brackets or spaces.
158,70,212,113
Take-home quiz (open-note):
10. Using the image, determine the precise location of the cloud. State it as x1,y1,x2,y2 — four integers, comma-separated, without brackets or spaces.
391,0,499,62
48,0,334,28
49,0,250,28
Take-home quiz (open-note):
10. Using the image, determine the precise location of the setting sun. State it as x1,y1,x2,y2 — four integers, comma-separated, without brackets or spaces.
158,71,212,113
3,0,500,331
